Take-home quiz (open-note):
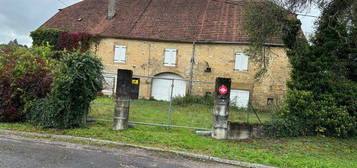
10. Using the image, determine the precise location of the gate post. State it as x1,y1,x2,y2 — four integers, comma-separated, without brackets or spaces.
113,69,133,130
212,77,231,139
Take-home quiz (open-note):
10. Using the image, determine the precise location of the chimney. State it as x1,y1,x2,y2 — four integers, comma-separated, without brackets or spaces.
107,0,116,19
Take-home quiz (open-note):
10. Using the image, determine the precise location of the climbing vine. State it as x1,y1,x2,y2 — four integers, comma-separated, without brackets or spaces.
31,29,97,53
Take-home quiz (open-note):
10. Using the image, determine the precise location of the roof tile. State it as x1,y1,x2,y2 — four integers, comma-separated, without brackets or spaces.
41,0,283,44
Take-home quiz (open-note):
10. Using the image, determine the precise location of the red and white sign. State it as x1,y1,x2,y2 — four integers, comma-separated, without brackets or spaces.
218,85,228,95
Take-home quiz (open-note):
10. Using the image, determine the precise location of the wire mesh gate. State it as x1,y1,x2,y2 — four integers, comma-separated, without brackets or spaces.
95,73,269,130
100,73,215,130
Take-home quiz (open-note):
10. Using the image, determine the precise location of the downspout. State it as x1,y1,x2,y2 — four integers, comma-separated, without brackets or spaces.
188,41,196,95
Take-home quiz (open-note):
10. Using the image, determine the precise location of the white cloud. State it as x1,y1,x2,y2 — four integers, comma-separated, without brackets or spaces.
0,0,81,46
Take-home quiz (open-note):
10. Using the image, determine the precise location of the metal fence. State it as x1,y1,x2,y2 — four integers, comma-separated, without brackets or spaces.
99,73,215,130
95,73,268,130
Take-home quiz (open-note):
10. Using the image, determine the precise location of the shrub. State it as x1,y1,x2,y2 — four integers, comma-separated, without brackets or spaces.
0,46,54,122
172,95,214,106
265,90,356,137
27,51,103,128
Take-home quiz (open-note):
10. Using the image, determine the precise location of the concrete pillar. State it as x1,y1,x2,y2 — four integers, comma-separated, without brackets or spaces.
212,77,231,139
113,69,132,130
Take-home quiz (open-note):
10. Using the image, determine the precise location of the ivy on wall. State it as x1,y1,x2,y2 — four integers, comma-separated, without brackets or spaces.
30,29,97,53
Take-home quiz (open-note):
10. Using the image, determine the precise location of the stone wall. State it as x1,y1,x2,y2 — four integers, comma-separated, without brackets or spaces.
92,38,291,108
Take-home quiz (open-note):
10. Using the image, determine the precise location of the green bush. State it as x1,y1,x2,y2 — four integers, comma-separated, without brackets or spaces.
265,90,356,137
26,51,103,128
172,95,214,106
0,45,55,122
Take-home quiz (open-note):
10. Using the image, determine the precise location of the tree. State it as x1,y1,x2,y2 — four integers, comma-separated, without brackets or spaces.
244,0,357,137
7,39,19,46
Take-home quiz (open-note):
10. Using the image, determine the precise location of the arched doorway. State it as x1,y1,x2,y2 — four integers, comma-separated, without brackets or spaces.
151,73,186,101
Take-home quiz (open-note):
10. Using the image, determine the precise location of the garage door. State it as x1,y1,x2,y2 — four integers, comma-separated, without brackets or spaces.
151,73,187,101
230,89,250,108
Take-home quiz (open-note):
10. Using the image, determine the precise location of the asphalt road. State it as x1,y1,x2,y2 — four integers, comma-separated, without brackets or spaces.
0,134,237,168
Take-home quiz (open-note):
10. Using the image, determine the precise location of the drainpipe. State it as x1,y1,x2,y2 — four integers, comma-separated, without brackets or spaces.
188,41,196,95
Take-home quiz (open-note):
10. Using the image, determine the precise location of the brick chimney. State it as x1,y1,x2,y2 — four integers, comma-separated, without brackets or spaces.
107,0,116,19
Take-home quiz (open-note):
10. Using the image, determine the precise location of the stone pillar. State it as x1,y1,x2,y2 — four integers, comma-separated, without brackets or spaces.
212,77,231,139
113,69,132,130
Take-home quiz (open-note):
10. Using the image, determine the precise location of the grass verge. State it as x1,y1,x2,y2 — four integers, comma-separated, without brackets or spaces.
0,97,356,168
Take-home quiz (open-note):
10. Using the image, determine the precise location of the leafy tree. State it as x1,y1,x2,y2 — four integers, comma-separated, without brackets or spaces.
245,0,357,137
7,39,19,46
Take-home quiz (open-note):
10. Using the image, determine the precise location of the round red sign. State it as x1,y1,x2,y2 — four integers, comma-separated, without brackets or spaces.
218,85,228,95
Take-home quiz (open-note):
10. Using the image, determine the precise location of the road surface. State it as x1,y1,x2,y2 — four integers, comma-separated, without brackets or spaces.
0,134,237,168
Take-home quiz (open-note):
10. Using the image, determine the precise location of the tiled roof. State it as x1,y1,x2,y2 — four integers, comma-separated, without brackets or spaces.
41,0,283,44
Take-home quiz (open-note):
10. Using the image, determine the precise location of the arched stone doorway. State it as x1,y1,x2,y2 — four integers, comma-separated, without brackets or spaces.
151,73,186,101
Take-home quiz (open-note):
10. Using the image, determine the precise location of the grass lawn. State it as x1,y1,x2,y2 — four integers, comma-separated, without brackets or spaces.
0,97,356,168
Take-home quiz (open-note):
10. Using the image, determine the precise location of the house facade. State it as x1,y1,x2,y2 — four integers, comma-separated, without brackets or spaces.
41,0,291,108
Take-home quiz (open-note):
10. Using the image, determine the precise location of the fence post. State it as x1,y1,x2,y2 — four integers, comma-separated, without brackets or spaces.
168,79,174,122
113,69,132,130
212,77,231,139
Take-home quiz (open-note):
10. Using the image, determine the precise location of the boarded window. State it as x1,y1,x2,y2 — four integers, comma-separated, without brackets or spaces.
114,45,126,63
234,53,248,71
164,48,177,66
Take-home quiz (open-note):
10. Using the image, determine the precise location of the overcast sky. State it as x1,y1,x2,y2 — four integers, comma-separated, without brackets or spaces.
0,0,321,46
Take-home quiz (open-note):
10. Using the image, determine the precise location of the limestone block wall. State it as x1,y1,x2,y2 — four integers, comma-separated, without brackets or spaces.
92,38,291,108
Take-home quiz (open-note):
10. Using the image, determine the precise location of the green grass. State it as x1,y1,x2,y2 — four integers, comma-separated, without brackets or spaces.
1,121,356,168
0,97,356,168
90,97,272,128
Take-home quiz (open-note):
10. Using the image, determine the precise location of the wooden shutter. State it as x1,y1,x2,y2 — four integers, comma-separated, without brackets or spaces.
164,49,177,66
235,53,248,71
114,45,126,63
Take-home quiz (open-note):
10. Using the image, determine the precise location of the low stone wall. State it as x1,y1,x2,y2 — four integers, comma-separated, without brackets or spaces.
228,122,264,140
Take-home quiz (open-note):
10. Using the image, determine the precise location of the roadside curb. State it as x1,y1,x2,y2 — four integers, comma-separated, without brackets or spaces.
0,129,276,168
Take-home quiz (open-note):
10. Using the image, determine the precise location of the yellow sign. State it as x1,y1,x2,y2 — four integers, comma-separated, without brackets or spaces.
132,79,139,85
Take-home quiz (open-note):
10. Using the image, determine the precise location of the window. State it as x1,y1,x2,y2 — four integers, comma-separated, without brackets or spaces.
267,98,274,105
234,53,248,71
164,48,177,66
114,45,126,63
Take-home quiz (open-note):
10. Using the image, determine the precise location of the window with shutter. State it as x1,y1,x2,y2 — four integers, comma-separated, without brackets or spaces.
164,48,177,66
114,45,126,63
234,53,248,71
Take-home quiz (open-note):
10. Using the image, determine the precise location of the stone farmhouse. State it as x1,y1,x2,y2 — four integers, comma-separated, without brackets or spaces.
41,0,291,108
